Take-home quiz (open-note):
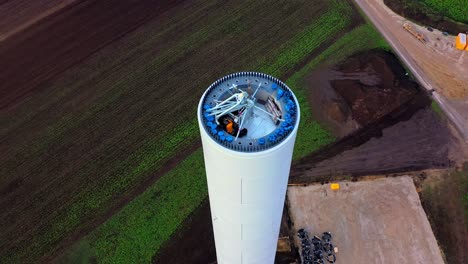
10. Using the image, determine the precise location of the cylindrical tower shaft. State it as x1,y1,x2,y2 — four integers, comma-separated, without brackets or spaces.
198,72,300,264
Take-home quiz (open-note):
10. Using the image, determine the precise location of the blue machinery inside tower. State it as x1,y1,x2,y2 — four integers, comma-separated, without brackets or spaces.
200,72,298,152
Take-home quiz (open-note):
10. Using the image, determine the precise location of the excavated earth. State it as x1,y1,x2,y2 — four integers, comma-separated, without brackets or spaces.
331,51,418,127
292,50,457,183
307,50,420,137
290,107,456,183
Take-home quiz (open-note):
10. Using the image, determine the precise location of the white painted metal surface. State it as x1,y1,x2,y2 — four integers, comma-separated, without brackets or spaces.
198,75,300,264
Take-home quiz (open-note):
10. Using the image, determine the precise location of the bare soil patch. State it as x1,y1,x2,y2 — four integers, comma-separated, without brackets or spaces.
420,169,468,264
287,176,445,264
293,50,456,182
331,51,418,126
291,108,456,182
0,0,77,42
307,50,419,137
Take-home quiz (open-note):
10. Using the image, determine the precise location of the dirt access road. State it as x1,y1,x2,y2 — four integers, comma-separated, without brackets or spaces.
353,0,468,142
288,176,445,264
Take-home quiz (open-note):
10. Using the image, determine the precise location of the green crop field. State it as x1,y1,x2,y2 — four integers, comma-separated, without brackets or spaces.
431,100,445,117
418,0,468,24
58,19,391,264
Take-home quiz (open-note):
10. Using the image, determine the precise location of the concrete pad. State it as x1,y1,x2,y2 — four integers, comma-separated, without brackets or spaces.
287,176,444,264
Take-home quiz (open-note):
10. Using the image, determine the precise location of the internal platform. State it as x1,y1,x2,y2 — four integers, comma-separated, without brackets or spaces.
200,72,299,152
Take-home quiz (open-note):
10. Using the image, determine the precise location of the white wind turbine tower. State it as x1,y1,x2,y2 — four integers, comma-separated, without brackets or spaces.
198,72,300,264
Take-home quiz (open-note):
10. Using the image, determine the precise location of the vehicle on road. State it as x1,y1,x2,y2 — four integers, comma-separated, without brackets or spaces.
403,23,426,43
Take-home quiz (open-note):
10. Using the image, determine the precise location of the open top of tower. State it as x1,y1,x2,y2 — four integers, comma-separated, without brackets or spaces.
199,72,299,152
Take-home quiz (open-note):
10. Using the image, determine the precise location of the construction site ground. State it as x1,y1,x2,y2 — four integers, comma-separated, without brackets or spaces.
306,50,421,138
291,108,459,182
287,176,445,264
293,49,462,182
354,0,468,98
353,0,468,141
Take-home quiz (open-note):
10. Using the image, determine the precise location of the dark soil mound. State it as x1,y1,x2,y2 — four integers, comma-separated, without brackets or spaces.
384,0,468,35
295,49,457,182
291,108,455,182
331,50,419,127
306,49,421,137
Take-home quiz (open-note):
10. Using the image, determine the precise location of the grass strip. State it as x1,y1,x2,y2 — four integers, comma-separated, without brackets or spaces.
431,100,444,117
418,0,468,24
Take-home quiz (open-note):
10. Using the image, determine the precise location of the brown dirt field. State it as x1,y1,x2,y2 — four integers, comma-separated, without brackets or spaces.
291,108,457,183
419,169,468,264
0,0,181,110
287,177,445,264
306,68,361,137
0,0,77,42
